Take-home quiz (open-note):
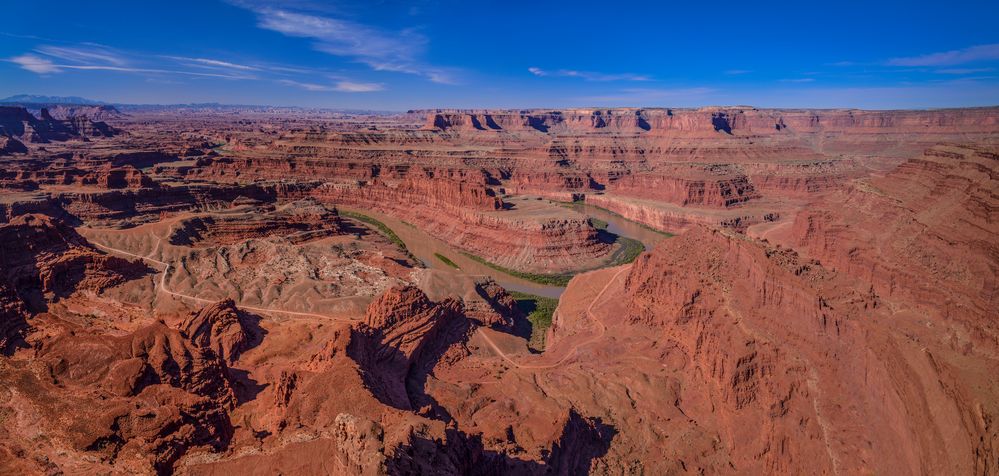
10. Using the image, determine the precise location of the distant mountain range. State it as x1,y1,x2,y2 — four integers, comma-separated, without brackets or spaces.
0,94,106,105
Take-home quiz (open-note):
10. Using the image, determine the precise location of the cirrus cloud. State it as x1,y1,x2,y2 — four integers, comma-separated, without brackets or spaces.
8,42,390,89
34,44,127,66
163,56,261,71
277,79,384,92
528,66,652,82
887,43,999,66
9,54,61,73
233,2,457,84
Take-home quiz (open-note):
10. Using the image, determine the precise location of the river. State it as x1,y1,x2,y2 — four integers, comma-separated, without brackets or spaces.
342,201,670,298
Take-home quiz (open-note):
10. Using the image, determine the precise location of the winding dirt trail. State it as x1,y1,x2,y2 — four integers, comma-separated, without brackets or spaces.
91,232,353,322
477,266,629,370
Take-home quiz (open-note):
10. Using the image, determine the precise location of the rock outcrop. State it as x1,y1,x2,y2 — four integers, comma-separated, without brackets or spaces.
0,135,27,155
331,413,389,476
466,278,520,329
39,104,123,121
16,320,238,474
346,285,468,410
179,299,252,364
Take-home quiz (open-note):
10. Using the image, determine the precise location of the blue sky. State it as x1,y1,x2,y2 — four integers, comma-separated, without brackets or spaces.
2,0,998,110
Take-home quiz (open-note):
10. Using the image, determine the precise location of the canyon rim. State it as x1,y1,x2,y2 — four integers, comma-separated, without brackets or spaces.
1,1,998,475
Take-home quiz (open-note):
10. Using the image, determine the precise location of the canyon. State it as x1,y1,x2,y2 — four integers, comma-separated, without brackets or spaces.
0,104,996,475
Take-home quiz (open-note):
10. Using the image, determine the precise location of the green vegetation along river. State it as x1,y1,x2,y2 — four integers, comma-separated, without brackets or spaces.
339,201,672,298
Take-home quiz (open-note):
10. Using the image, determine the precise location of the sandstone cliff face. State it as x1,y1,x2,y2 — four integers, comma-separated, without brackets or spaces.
0,106,118,146
621,226,998,474
423,107,999,135
581,194,715,231
784,144,998,355
312,180,612,273
168,199,343,246
465,278,520,329
502,159,767,209
0,106,37,137
0,214,148,307
601,169,761,207
179,155,378,182
1,163,156,190
316,174,502,213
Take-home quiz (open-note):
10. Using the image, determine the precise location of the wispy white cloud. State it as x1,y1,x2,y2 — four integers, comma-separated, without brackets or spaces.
333,80,384,92
35,44,127,66
164,56,261,71
724,69,751,75
363,60,457,85
528,66,651,81
10,44,131,74
57,64,253,79
237,3,454,83
278,79,383,92
887,43,999,67
9,54,61,73
277,80,336,91
259,9,422,58
160,55,351,81
8,50,254,79
266,64,320,75
935,67,995,75
780,78,815,83
8,38,397,96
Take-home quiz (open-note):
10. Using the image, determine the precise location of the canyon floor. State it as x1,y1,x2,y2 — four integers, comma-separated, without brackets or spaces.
0,104,997,475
